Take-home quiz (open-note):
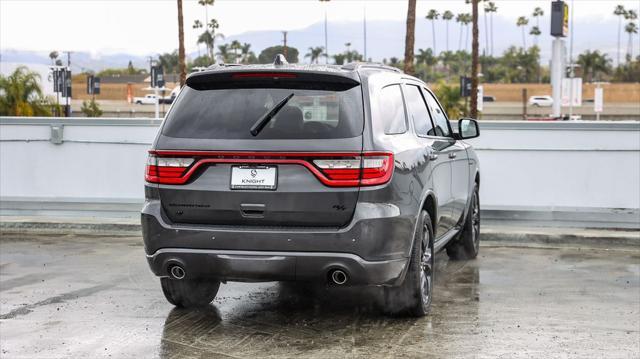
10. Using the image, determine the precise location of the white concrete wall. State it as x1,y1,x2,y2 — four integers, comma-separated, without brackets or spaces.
1,118,639,225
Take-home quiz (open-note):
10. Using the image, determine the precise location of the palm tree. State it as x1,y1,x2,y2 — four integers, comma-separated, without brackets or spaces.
240,43,255,64
614,5,627,67
516,16,529,49
305,46,326,64
404,0,417,74
332,54,346,65
230,40,242,63
577,50,612,82
442,11,454,53
48,51,59,66
480,0,489,55
529,26,541,47
198,0,214,32
456,14,465,51
193,19,203,57
217,44,232,63
470,0,479,119
532,7,544,47
426,9,440,55
439,50,456,79
484,2,497,56
0,66,51,116
177,0,186,86
463,13,472,53
625,21,638,60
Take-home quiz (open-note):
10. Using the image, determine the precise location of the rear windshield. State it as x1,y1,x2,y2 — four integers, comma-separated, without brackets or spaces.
162,86,364,139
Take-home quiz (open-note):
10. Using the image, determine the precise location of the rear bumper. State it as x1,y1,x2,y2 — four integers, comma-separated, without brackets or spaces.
141,198,416,286
146,248,407,286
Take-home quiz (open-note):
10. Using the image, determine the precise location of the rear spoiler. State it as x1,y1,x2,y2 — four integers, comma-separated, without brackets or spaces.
186,69,361,91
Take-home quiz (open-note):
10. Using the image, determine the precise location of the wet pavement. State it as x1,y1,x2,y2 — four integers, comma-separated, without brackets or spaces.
0,232,638,358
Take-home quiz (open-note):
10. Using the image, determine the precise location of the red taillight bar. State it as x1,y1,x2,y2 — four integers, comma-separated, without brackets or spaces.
231,72,297,79
145,151,393,187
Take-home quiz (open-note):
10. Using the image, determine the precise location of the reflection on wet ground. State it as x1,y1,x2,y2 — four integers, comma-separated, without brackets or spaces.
0,233,638,358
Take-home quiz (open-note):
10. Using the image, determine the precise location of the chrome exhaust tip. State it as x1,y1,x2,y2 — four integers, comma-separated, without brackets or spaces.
169,265,186,280
330,269,348,285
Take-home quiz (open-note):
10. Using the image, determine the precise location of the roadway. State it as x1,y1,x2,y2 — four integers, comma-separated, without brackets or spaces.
1,232,638,358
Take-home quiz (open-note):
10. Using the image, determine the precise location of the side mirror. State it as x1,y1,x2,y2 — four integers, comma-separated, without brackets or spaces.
457,118,480,139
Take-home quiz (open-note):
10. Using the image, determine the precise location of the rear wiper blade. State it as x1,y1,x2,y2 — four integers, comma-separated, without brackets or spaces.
250,93,294,136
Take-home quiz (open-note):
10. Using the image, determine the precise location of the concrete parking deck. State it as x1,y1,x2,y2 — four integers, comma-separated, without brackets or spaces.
0,232,638,358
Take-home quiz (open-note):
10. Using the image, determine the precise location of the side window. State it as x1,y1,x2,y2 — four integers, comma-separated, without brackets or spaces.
379,84,407,134
423,89,451,137
404,85,434,137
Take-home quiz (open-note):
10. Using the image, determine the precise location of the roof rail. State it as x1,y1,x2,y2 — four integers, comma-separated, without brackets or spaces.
341,62,402,73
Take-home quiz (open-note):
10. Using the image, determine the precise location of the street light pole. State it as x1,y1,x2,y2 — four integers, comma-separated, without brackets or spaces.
320,0,330,64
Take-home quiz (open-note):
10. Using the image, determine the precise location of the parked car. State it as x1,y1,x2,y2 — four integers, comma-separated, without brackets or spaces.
528,95,553,107
142,58,481,317
159,87,181,105
483,95,496,102
133,94,159,105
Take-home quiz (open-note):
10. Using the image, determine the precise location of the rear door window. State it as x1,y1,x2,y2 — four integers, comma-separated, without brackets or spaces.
404,85,434,137
378,84,407,135
162,86,364,139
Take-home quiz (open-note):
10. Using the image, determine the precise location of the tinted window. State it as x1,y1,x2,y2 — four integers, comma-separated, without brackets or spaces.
424,90,451,137
379,85,407,134
162,86,363,139
404,85,434,137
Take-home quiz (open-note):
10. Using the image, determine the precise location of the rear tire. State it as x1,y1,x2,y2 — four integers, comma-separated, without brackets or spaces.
384,210,434,317
446,184,480,260
160,278,220,308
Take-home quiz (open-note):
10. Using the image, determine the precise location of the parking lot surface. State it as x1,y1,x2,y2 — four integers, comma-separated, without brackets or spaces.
0,232,638,358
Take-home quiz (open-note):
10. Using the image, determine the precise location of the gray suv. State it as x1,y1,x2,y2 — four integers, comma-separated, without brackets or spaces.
142,58,480,316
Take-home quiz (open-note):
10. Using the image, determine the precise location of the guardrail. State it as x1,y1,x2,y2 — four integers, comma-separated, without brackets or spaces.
1,117,639,228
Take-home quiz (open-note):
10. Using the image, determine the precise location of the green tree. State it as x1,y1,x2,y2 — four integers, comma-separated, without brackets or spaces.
614,5,627,67
0,66,51,116
80,98,103,117
305,46,326,64
332,53,346,65
240,43,257,64
189,55,213,70
577,50,612,82
426,9,440,55
433,81,465,119
516,16,529,49
158,51,179,73
613,55,640,82
258,45,299,63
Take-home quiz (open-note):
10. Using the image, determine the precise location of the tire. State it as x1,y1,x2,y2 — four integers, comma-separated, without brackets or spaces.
446,184,480,260
384,210,434,317
160,277,220,308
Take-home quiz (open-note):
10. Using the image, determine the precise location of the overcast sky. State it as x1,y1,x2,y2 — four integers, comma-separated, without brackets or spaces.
1,0,639,55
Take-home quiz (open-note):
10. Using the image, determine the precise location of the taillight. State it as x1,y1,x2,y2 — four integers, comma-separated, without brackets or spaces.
144,151,393,187
145,155,194,184
313,153,393,187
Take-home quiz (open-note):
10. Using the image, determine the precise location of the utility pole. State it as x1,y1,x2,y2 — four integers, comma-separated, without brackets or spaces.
550,1,569,119
470,0,479,119
282,31,288,60
63,51,72,117
363,5,367,61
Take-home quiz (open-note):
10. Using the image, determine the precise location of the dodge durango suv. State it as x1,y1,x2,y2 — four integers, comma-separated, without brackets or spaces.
142,57,481,316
